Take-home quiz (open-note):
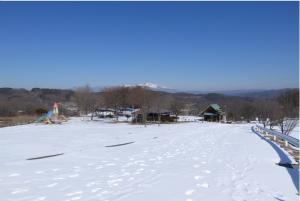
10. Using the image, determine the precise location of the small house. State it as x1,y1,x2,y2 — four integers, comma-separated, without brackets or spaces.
200,104,225,122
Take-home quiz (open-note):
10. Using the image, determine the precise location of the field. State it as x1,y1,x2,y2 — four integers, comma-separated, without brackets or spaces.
0,116,36,128
0,118,298,201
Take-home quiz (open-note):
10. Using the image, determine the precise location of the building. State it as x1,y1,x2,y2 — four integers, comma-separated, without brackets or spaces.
117,107,139,118
200,104,225,122
95,108,115,118
133,109,177,123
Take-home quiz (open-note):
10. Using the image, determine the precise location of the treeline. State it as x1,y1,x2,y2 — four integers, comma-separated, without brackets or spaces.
0,86,298,125
74,85,184,121
0,88,74,116
73,85,299,122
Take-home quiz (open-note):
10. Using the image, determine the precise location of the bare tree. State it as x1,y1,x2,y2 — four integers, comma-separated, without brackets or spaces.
102,86,131,121
127,86,155,125
152,93,172,125
74,85,96,116
255,100,278,128
277,89,299,118
278,118,298,135
169,98,185,122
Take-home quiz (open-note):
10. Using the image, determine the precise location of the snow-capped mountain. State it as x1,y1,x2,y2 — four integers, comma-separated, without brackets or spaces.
123,82,169,90
137,82,168,89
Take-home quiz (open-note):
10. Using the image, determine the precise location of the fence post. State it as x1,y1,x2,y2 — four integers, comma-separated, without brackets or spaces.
285,140,288,147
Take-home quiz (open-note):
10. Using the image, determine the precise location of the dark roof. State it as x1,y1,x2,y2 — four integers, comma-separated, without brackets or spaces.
210,104,222,112
96,108,115,112
200,104,224,115
134,108,172,114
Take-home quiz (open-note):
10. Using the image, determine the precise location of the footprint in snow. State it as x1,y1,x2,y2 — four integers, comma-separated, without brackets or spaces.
197,183,209,188
109,174,117,178
65,191,83,197
121,172,131,176
60,186,72,191
70,196,81,200
46,182,58,188
185,189,194,196
11,188,29,194
35,171,44,174
95,165,103,169
53,177,65,180
194,175,203,180
105,163,115,166
8,173,20,177
34,196,46,201
85,182,96,187
192,157,199,161
91,188,102,193
203,170,211,174
68,174,79,178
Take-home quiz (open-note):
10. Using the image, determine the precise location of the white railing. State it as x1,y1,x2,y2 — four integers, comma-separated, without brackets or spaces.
254,125,299,148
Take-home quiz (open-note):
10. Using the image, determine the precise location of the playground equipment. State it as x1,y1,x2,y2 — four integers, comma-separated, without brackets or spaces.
35,102,68,124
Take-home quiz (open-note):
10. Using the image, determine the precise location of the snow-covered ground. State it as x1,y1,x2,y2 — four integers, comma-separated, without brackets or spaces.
0,118,299,201
290,125,300,139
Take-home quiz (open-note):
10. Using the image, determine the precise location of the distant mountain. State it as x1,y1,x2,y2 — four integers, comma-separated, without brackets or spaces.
221,88,298,99
92,84,297,99
91,82,170,92
152,87,297,99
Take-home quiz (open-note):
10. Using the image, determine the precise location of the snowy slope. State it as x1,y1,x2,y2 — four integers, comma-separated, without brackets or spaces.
290,124,299,140
0,119,298,201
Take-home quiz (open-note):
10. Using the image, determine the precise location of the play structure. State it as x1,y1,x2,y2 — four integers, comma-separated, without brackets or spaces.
35,102,68,124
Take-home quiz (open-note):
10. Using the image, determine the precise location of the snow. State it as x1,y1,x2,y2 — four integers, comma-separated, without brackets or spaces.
178,115,202,122
290,125,300,140
0,118,299,201
124,82,168,89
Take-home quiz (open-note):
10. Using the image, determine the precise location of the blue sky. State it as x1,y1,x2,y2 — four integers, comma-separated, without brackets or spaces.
0,2,298,90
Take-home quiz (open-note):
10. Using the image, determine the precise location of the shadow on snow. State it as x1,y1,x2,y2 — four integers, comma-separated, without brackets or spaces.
251,126,299,194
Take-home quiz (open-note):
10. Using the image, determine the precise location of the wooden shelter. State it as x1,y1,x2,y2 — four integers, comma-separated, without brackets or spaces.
200,104,225,122
133,109,177,123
